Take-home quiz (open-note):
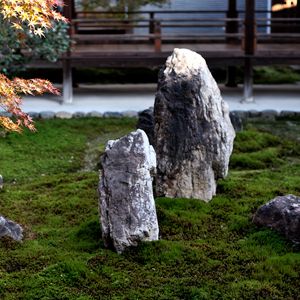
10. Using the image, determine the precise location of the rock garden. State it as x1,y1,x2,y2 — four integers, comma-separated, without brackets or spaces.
1,49,300,299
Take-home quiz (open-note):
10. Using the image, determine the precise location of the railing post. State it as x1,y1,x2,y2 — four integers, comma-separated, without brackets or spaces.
226,0,238,87
149,12,155,34
297,1,300,32
226,0,239,44
154,21,161,52
242,0,256,103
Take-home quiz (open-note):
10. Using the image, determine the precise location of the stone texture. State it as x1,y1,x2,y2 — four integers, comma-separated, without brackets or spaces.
136,107,155,146
154,48,235,201
0,215,23,241
0,174,3,189
55,111,72,119
253,194,300,244
99,129,159,253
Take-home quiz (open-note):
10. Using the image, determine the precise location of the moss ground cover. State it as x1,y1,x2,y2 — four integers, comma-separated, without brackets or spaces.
1,117,300,299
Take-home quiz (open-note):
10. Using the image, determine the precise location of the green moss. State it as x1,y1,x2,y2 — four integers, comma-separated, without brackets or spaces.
0,118,300,299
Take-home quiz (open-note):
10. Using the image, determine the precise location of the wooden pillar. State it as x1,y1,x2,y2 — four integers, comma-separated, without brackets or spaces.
63,0,75,21
242,0,256,102
226,0,238,87
63,59,73,104
297,0,300,32
62,0,75,104
154,21,162,52
243,57,253,102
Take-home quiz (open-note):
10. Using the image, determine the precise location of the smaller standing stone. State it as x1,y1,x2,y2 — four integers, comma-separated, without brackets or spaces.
0,175,3,189
99,129,159,253
253,194,300,244
0,215,23,241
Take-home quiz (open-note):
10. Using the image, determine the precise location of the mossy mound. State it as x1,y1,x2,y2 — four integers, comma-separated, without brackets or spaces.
0,118,300,299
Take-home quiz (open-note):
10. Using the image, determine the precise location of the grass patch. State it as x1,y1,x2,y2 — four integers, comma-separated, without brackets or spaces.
0,118,300,299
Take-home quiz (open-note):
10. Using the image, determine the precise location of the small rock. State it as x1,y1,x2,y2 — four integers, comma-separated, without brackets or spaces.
248,110,261,118
27,112,40,119
0,215,23,241
40,111,55,119
99,129,159,253
87,111,103,118
136,107,155,145
253,194,300,244
279,111,298,118
55,111,72,119
0,112,12,118
122,110,138,118
72,111,86,118
229,111,243,132
261,110,278,120
0,175,3,189
103,112,122,118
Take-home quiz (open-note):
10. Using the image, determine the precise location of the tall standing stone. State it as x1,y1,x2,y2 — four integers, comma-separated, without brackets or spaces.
99,129,159,254
154,48,235,201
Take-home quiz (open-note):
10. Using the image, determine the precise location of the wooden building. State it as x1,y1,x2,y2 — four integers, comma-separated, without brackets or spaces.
59,0,300,103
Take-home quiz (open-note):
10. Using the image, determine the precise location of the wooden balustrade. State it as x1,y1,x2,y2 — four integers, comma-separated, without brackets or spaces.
59,1,300,103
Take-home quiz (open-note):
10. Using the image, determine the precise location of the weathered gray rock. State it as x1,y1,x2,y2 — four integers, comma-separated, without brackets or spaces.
279,111,300,119
0,175,3,189
103,111,122,118
72,111,86,118
261,110,278,120
137,107,155,146
27,112,40,119
87,111,103,118
99,129,159,253
154,48,235,201
0,215,23,241
40,111,55,119
55,111,72,119
0,112,12,118
253,195,300,244
248,110,261,118
122,110,138,118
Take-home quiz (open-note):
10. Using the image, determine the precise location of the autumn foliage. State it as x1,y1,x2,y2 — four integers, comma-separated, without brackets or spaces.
0,0,66,132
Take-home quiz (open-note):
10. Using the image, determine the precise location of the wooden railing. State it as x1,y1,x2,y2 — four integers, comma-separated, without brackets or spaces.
70,10,242,52
59,7,300,104
68,9,300,54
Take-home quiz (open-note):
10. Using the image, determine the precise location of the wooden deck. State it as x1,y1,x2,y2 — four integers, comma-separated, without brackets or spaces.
57,0,300,103
66,43,300,67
